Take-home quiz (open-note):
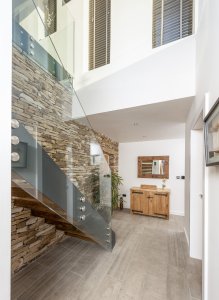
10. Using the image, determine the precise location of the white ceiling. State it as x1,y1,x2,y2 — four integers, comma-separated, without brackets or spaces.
87,97,194,142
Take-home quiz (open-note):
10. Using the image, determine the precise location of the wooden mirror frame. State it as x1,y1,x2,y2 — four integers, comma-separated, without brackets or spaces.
138,156,169,179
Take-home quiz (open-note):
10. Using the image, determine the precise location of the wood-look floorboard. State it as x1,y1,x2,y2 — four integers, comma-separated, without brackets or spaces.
12,211,202,300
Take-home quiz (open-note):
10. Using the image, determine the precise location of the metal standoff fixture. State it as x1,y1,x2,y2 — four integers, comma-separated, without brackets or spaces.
80,206,86,212
80,196,86,203
11,152,20,162
11,136,20,145
11,119,19,129
80,215,86,221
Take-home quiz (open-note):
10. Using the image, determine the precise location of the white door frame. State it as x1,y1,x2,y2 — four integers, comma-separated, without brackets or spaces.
189,109,208,299
190,128,204,259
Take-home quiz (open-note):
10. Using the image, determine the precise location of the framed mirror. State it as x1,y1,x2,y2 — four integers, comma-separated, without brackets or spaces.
138,156,169,179
204,98,219,166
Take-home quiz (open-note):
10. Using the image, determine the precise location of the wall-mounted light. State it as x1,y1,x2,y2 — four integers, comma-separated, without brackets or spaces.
90,143,101,165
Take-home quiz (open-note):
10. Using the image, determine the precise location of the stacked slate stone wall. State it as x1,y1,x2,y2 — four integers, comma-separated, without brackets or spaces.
11,198,64,273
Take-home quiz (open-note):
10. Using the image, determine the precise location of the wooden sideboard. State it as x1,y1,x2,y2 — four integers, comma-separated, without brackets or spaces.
130,186,170,219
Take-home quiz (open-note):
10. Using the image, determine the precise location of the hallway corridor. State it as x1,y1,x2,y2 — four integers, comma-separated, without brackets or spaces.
12,211,202,300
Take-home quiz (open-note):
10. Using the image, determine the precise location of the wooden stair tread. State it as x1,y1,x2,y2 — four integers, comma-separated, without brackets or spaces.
12,187,66,216
12,184,94,243
31,210,70,224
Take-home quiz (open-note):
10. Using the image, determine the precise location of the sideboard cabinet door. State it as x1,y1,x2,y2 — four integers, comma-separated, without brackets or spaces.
131,191,144,213
153,193,169,217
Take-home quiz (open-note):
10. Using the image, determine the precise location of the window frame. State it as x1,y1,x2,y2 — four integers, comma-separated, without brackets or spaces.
152,0,193,48
89,0,111,71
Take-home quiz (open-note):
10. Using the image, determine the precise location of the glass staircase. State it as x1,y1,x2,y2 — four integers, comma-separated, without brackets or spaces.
12,0,115,251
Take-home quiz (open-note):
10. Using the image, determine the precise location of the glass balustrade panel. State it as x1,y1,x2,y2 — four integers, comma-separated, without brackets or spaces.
12,0,113,250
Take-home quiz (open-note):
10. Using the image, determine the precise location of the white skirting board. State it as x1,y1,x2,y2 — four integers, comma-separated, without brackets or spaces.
170,211,185,216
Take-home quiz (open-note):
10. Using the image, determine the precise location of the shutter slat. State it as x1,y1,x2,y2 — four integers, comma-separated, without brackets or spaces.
182,0,193,38
89,0,95,69
163,0,180,45
152,0,162,48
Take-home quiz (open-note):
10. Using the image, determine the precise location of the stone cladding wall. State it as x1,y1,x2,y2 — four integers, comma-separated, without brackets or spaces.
11,198,64,273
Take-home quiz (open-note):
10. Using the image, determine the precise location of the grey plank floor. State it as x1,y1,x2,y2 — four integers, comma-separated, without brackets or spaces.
12,211,202,300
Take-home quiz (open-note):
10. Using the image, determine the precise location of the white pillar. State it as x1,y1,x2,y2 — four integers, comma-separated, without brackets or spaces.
0,1,12,299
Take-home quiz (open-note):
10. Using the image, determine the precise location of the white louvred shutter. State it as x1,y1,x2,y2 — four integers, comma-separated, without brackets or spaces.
89,0,111,70
152,0,193,48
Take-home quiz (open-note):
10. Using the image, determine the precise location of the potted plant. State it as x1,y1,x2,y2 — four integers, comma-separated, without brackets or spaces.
111,172,123,210
119,194,127,210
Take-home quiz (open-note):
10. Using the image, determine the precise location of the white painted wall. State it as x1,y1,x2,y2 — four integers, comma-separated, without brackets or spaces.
190,130,203,260
64,0,85,77
119,139,185,215
0,1,12,299
184,0,219,298
73,0,153,87
75,0,199,92
111,0,153,70
77,36,196,115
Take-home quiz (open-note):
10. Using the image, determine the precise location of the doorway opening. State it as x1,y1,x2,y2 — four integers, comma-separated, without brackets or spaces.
190,112,204,259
